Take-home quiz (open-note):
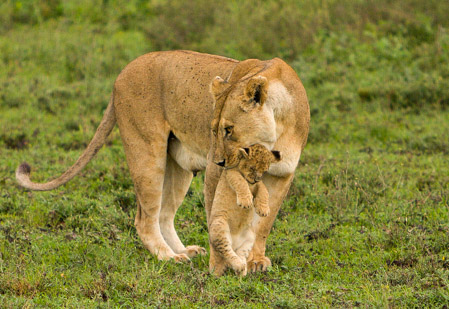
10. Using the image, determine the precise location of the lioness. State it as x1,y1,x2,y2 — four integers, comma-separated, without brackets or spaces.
209,144,281,276
16,51,310,269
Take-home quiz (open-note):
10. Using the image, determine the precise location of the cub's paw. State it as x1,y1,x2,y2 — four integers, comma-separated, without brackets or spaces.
255,204,270,217
183,245,207,258
236,195,253,209
247,256,271,272
230,257,248,276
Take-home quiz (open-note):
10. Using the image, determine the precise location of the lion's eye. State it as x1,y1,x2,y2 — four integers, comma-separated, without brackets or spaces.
224,126,233,137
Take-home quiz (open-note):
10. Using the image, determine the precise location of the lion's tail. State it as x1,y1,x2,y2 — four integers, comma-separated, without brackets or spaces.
16,96,116,191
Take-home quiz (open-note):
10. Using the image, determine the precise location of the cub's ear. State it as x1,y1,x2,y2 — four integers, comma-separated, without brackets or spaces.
271,150,282,162
238,148,250,159
210,76,227,100
245,76,268,106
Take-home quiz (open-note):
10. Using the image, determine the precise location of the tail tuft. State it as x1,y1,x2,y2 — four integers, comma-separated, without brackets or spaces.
18,162,31,175
14,96,116,191
16,162,32,189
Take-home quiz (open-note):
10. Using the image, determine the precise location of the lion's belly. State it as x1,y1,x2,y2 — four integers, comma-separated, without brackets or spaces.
168,136,208,173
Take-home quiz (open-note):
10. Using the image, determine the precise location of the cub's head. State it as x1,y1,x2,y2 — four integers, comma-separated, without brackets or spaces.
210,66,277,167
236,144,281,184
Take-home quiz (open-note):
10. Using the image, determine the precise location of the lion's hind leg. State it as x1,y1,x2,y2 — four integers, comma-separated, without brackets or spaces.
159,154,206,258
119,125,189,262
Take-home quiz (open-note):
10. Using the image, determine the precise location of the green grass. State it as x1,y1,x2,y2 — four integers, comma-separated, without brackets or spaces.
1,0,449,307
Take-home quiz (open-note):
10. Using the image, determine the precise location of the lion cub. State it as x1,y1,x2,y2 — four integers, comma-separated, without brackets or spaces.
209,144,281,276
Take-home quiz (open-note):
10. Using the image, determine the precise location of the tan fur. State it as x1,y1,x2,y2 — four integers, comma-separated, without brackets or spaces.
15,50,309,265
209,145,280,276
207,57,309,271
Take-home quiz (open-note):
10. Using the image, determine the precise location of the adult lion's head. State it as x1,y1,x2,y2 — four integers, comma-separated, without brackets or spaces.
210,60,278,167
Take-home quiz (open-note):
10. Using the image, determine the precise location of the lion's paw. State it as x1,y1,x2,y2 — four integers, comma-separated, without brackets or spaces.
210,263,226,277
183,245,207,258
237,195,253,209
247,256,271,272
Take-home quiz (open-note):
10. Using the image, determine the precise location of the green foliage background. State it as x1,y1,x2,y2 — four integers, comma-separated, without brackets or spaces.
1,0,448,307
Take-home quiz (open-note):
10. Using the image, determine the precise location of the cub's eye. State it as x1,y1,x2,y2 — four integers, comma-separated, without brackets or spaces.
224,126,234,137
211,128,217,137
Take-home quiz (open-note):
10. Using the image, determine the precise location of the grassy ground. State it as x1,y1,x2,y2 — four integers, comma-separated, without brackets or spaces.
1,1,449,307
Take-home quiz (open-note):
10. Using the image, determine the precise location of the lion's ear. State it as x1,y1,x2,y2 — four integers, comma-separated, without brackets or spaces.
210,76,228,133
245,76,268,106
238,148,250,159
271,150,282,162
210,76,227,101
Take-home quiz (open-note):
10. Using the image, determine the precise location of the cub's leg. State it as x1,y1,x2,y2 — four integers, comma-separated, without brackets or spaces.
226,169,253,209
233,231,255,277
253,182,270,217
209,218,246,276
248,173,294,272
159,154,206,258
235,228,256,262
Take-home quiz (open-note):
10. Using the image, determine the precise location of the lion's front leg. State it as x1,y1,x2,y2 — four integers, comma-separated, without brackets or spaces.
248,173,294,272
209,246,227,276
204,157,222,225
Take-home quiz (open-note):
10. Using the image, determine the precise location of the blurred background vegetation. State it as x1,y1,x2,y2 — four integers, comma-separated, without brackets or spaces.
2,0,449,59
1,0,449,115
1,0,449,306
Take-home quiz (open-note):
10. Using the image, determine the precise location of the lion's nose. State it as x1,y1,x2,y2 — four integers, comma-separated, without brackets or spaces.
215,160,226,167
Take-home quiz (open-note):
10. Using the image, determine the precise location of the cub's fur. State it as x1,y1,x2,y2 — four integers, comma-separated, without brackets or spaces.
209,144,281,276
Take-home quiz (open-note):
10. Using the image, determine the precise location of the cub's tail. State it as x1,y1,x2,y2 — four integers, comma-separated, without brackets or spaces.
16,96,116,191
